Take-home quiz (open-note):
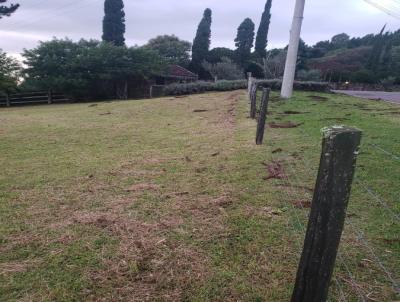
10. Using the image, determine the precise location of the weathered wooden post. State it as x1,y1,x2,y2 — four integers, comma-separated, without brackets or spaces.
214,76,218,83
6,93,10,107
247,72,253,95
256,88,270,145
250,83,258,119
149,85,153,99
291,126,362,302
47,90,53,104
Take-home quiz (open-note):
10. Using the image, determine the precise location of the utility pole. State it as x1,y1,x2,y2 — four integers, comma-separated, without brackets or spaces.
281,0,306,99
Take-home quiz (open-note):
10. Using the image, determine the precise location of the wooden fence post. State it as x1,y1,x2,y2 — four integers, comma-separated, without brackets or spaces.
247,72,252,95
48,90,53,104
250,83,258,119
149,85,153,99
6,93,10,107
256,88,270,145
291,126,362,302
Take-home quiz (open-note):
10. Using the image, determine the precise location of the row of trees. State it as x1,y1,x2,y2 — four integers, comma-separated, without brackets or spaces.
189,1,273,80
292,28,400,84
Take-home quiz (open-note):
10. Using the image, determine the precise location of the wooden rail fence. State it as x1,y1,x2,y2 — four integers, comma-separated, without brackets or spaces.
0,91,70,107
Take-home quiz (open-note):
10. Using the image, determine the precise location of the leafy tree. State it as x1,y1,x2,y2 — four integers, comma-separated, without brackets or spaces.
202,57,244,80
368,26,392,77
351,69,377,84
296,69,322,81
145,35,191,67
245,61,265,78
23,38,165,98
190,8,212,78
102,0,125,46
255,0,273,58
0,49,20,92
235,18,255,66
264,48,286,79
331,33,350,49
207,47,235,64
0,0,19,18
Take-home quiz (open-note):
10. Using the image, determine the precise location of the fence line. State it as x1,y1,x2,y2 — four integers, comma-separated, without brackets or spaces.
368,143,400,161
248,86,398,300
265,132,352,301
355,178,400,222
0,91,70,107
277,136,366,301
294,127,400,294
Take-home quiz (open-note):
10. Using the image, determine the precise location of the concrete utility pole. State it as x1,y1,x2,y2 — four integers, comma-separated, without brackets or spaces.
281,0,306,99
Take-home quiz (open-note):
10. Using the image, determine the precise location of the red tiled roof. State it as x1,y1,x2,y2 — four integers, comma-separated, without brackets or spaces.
167,65,198,79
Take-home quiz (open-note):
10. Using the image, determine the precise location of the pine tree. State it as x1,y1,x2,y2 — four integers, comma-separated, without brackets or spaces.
0,0,19,19
255,0,273,58
235,18,255,66
190,8,212,77
102,0,126,46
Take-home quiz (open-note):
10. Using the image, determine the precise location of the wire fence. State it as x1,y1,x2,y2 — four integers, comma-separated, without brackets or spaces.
293,127,399,300
260,106,399,300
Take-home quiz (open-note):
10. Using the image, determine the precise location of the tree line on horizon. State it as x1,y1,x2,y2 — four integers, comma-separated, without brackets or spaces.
1,0,400,98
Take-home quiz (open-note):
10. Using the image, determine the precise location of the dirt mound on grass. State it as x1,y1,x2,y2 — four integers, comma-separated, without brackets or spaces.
268,121,304,128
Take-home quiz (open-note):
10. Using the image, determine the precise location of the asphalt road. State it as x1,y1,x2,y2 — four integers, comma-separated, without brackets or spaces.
333,90,400,105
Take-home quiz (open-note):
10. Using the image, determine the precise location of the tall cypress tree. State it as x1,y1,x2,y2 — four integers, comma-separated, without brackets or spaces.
0,0,19,19
102,0,126,46
255,0,273,58
235,18,255,66
190,8,212,77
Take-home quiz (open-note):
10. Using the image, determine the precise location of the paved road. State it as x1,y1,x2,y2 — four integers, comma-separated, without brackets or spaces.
333,90,400,105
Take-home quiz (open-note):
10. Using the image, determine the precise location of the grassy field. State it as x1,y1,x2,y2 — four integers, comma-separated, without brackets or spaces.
0,90,399,301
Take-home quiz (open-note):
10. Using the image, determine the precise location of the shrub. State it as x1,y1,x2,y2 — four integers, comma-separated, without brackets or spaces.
162,80,247,96
202,57,244,80
159,79,329,97
255,79,329,92
350,69,377,84
296,69,322,81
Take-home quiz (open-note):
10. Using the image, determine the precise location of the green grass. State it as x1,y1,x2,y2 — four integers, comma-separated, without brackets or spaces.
0,91,399,301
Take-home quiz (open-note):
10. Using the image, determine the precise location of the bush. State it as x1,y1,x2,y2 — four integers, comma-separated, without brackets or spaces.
296,69,322,81
202,57,244,80
350,69,377,84
162,80,247,96
158,79,329,97
255,79,329,92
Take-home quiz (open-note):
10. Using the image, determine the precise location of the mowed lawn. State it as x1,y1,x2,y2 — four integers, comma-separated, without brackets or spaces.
0,90,399,301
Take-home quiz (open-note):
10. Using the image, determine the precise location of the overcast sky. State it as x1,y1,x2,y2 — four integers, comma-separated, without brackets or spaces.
1,0,400,59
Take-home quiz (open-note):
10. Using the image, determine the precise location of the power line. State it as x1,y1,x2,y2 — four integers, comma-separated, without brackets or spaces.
363,0,400,19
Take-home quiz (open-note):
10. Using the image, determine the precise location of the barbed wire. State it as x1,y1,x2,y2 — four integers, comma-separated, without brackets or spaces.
294,127,400,293
368,143,400,161
355,178,400,222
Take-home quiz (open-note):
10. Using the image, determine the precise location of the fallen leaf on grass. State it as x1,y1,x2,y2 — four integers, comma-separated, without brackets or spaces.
262,161,286,180
212,196,232,208
291,200,312,209
261,207,283,216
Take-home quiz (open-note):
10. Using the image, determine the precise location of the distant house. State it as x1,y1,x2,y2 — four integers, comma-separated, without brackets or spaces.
94,65,198,100
155,65,198,85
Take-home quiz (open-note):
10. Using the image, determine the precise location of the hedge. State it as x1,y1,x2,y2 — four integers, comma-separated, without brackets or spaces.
254,79,330,92
156,79,329,97
162,80,247,96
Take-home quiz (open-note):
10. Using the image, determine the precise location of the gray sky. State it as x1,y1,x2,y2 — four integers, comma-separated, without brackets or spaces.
1,0,400,59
